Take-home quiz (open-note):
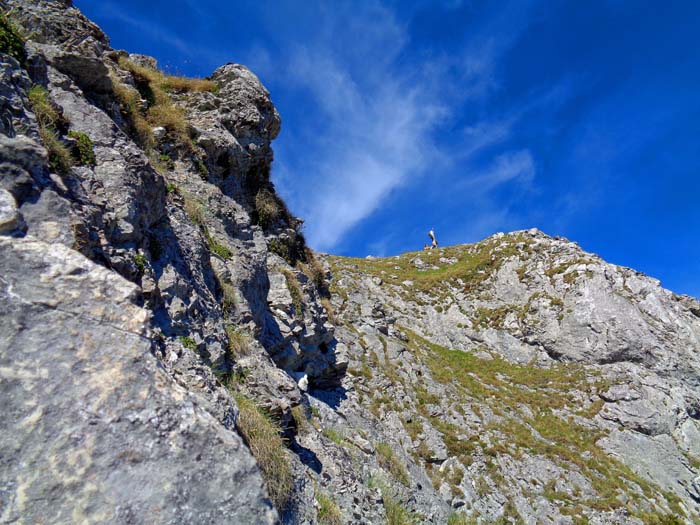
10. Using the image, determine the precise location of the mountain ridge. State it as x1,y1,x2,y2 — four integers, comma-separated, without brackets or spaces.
0,2,698,524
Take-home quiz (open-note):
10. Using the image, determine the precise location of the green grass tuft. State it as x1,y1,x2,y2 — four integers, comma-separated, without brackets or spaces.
208,236,233,260
38,125,73,174
376,442,410,487
28,86,73,174
322,427,347,446
28,86,61,127
0,10,26,65
233,393,293,511
178,336,198,351
134,253,148,273
447,513,477,525
67,131,96,166
316,491,342,525
282,269,304,317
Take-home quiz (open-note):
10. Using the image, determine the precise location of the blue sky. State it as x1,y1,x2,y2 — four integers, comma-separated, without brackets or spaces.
75,0,700,297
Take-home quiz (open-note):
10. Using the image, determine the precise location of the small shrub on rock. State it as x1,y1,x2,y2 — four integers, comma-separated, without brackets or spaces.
0,10,26,65
268,234,308,266
254,189,282,229
301,250,328,296
67,131,96,166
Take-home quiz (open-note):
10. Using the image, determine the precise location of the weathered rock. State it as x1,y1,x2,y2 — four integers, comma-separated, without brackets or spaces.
323,230,700,523
0,236,276,524
5,0,110,57
0,53,34,137
29,41,113,94
0,188,22,233
2,2,698,524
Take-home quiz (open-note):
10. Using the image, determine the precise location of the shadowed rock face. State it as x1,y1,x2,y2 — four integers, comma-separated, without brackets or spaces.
1,2,698,524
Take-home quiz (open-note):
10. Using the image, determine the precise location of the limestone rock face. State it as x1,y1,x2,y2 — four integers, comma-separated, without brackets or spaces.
323,230,700,523
4,0,109,57
0,236,276,525
1,2,698,525
0,1,341,522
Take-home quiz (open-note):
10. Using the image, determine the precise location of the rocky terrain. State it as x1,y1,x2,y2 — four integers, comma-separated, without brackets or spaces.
0,1,698,524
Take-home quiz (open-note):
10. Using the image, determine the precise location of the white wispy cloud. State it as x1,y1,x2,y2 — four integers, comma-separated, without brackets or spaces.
268,3,446,250
462,150,535,192
92,0,541,251
265,0,540,251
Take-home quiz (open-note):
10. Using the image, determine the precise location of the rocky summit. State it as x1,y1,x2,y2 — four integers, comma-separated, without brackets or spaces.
0,2,698,524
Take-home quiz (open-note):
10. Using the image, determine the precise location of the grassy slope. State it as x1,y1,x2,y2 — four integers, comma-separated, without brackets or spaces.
326,234,688,523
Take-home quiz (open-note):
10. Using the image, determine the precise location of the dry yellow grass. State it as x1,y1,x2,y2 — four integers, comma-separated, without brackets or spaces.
161,74,218,93
112,57,218,151
233,393,292,510
110,74,155,149
225,325,250,358
118,56,217,94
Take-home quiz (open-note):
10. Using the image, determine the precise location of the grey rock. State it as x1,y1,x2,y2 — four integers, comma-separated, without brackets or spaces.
0,54,34,137
152,125,167,140
6,0,110,57
599,429,697,508
0,236,276,524
128,53,159,70
0,188,22,234
324,229,700,523
29,42,113,94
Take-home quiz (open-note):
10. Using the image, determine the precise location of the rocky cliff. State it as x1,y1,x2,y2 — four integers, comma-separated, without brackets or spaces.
0,2,698,524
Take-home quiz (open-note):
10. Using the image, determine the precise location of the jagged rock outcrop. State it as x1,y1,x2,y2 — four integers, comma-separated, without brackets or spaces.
1,2,698,524
1,0,341,522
